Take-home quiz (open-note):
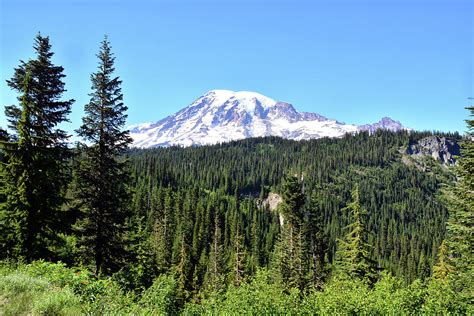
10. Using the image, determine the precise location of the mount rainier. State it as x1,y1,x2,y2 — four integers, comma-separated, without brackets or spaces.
130,90,409,147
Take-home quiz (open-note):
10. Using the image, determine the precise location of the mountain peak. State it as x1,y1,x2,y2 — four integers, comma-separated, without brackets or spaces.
358,116,408,133
379,116,399,124
130,91,410,147
202,89,277,111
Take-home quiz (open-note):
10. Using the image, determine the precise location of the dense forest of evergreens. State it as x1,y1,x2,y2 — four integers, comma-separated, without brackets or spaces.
125,131,455,287
0,34,472,314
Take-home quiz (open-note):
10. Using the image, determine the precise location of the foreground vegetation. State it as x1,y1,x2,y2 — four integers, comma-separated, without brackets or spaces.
1,34,472,314
0,260,468,315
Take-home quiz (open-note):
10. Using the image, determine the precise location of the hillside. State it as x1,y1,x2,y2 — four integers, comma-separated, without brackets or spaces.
127,130,459,283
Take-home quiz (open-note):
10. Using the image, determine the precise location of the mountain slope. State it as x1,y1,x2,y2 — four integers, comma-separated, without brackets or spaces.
130,90,408,147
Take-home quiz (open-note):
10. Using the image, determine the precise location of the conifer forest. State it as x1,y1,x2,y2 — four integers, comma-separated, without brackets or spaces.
0,34,472,315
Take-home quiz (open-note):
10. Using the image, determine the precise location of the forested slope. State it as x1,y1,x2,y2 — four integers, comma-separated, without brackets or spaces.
126,130,458,290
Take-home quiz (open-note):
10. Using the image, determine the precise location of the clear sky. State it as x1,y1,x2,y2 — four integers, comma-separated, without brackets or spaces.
0,0,472,133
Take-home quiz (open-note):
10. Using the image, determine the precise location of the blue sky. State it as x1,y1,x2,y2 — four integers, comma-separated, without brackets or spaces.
1,0,472,133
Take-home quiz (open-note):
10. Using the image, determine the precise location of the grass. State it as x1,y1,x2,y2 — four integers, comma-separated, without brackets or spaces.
0,261,177,315
0,269,82,315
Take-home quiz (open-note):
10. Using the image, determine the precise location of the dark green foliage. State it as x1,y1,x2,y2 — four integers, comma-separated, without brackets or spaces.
121,131,457,300
442,103,474,306
0,127,8,209
276,175,308,291
127,130,452,286
115,214,156,291
0,34,73,261
152,187,175,274
0,71,35,260
202,208,225,294
229,223,246,286
305,191,328,287
72,37,132,275
279,175,305,226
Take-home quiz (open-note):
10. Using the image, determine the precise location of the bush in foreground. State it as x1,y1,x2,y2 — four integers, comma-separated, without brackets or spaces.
0,261,471,315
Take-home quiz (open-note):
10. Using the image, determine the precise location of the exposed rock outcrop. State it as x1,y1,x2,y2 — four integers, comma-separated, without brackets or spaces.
406,136,460,165
263,192,284,226
263,192,282,211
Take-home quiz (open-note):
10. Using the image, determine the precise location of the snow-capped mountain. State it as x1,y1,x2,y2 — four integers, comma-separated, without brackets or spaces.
130,90,409,147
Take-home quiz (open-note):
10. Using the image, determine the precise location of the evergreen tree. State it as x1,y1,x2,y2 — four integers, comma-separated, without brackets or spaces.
305,191,327,287
443,102,474,304
336,186,377,284
0,34,73,260
277,175,307,290
0,127,9,200
432,240,453,281
417,252,431,281
152,188,174,273
249,202,261,273
0,71,35,259
176,234,193,303
229,212,246,286
0,128,8,256
175,190,194,303
73,37,132,275
203,209,225,293
120,214,156,291
0,128,8,145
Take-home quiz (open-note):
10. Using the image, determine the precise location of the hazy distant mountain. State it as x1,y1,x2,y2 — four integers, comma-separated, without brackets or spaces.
130,90,409,147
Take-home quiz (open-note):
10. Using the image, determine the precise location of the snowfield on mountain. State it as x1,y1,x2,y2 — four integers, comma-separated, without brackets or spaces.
130,90,409,147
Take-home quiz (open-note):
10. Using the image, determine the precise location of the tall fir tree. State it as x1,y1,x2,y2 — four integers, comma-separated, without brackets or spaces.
175,190,194,303
203,208,225,294
152,188,174,273
0,34,73,260
249,202,262,274
336,186,377,284
443,102,474,305
305,191,328,288
0,128,7,255
277,175,307,290
0,71,35,258
73,36,132,275
229,210,246,286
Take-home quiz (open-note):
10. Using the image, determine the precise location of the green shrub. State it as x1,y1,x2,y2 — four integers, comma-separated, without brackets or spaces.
15,260,93,293
135,273,178,315
184,269,302,314
80,278,136,315
422,279,467,315
309,278,371,315
1,261,470,315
